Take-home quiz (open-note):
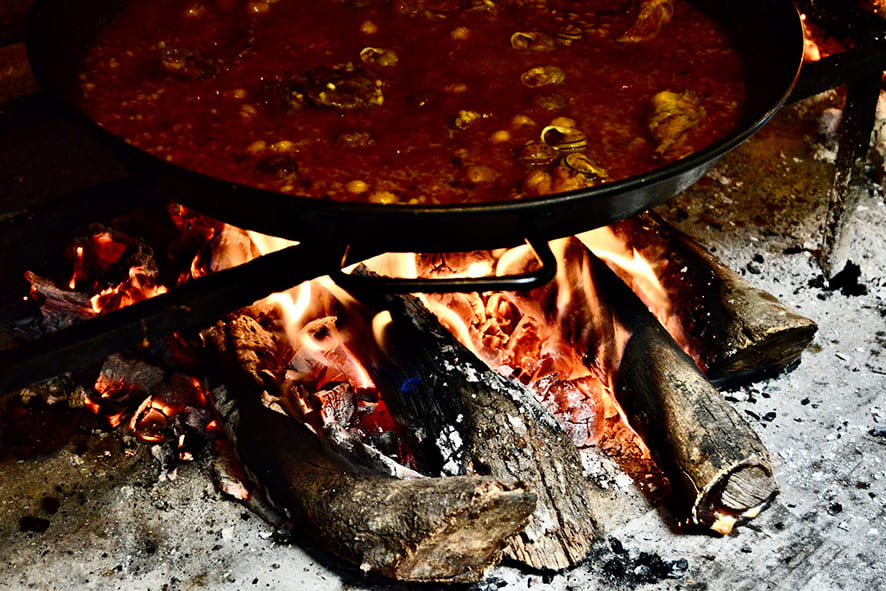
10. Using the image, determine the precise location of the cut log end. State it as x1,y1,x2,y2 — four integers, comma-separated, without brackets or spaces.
694,461,779,535
606,267,779,535
382,479,537,583
505,518,592,572
706,295,818,387
304,474,537,583
720,464,778,511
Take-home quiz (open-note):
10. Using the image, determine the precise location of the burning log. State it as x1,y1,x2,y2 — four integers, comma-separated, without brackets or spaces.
203,315,537,583
579,212,818,386
618,320,777,534
351,278,601,571
555,240,778,534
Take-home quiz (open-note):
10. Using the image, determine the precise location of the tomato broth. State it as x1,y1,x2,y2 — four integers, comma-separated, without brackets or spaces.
78,0,746,205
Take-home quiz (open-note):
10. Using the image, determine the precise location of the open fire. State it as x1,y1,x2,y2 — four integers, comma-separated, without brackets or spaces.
14,198,815,581
2,0,886,588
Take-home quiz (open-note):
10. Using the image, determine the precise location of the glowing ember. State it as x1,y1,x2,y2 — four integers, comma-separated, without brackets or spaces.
25,221,219,465
88,355,212,451
89,266,168,314
59,226,172,316
130,395,170,442
68,231,128,290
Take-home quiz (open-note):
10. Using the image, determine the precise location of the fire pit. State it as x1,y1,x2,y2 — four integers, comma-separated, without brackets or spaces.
1,1,886,589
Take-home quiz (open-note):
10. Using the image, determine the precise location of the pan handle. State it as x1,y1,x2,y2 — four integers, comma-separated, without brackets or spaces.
331,236,558,294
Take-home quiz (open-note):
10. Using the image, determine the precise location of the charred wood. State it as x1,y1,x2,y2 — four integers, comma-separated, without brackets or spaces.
203,315,536,583
24,271,97,328
350,277,602,571
556,241,778,534
581,213,818,387
209,437,297,535
618,320,778,533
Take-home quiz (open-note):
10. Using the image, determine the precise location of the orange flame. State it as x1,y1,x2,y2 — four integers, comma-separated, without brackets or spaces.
89,266,169,314
410,240,615,447
57,211,677,475
576,227,693,358
208,232,660,453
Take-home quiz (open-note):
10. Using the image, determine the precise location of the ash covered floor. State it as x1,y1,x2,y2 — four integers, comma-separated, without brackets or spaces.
1,94,885,591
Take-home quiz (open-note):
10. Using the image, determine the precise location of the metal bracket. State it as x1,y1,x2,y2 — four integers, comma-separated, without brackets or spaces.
330,236,558,294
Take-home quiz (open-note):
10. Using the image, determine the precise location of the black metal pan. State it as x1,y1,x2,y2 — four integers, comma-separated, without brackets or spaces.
0,0,805,393
26,0,805,257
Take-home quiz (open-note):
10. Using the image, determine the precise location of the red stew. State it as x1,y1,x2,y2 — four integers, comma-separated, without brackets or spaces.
78,0,746,205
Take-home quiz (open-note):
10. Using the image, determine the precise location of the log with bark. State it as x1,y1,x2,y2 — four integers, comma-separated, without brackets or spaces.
348,278,603,571
202,315,537,583
579,212,818,386
554,239,779,534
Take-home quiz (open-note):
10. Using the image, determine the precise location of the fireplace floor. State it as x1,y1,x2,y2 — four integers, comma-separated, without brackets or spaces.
1,94,885,591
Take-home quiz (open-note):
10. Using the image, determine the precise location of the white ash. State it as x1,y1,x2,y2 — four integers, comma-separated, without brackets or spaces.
505,413,528,438
436,424,465,476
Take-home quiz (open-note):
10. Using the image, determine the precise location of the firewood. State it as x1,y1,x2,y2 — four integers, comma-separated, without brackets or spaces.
579,212,818,386
618,322,778,533
351,280,602,571
555,240,778,534
24,271,97,327
203,316,537,583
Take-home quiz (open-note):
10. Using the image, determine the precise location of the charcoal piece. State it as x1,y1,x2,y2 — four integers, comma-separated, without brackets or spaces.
19,515,51,533
827,261,868,296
